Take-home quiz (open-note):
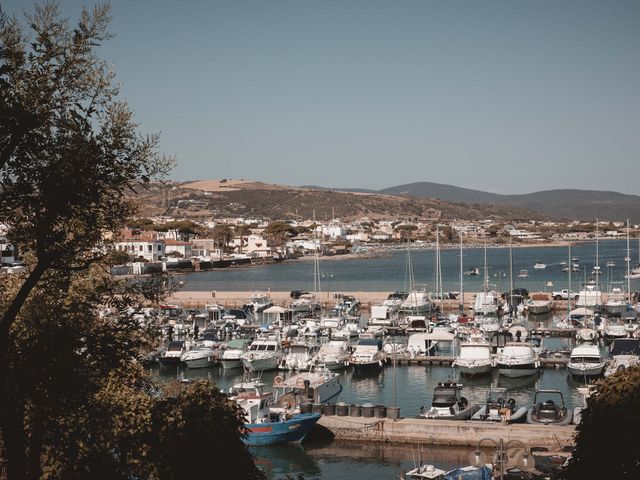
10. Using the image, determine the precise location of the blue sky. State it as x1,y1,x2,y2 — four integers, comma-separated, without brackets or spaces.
4,1,640,194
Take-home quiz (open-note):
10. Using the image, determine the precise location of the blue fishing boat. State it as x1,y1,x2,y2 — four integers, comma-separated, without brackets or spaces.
243,412,321,446
229,379,321,446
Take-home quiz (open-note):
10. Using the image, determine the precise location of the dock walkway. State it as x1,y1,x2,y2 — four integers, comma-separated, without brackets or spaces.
317,415,575,449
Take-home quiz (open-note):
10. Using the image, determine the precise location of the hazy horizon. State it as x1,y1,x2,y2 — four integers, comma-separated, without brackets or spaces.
4,0,639,195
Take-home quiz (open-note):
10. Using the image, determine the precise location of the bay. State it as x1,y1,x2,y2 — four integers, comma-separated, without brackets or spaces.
178,239,640,294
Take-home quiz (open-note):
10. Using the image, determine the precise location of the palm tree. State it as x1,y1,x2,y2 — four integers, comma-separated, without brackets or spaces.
212,224,235,252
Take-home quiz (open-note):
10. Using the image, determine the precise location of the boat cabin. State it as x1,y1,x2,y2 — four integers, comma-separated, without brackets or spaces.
431,381,465,409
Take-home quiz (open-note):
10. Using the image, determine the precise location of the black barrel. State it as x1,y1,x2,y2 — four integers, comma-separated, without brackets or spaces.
374,405,387,418
299,402,313,414
349,404,362,417
336,402,349,416
362,403,374,418
387,406,401,420
312,403,323,415
323,403,336,416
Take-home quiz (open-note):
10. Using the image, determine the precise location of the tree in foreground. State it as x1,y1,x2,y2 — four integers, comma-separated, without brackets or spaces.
0,3,263,479
561,366,640,479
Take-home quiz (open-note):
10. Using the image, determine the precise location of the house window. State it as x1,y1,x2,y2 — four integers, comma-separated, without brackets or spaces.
148,245,152,252
158,245,161,251
139,245,143,252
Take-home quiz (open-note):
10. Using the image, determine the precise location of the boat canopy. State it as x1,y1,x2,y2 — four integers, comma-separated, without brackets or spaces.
227,339,252,349
357,338,383,347
263,305,287,314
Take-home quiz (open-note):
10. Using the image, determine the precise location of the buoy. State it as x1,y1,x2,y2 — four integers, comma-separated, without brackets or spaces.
274,375,284,385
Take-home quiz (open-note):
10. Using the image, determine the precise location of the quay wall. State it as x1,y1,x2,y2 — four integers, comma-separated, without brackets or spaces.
168,290,578,313
317,416,575,450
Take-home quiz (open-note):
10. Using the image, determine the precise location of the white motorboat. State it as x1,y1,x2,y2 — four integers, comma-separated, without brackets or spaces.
476,316,500,335
473,291,499,316
220,339,252,369
602,321,628,342
335,295,360,316
517,269,529,278
453,334,492,376
464,267,480,276
368,304,398,327
281,340,320,371
273,369,342,404
605,287,626,316
315,340,351,370
399,290,435,316
241,335,285,372
248,292,273,313
496,342,539,378
419,381,478,420
382,291,408,312
349,337,385,371
576,282,603,309
158,340,191,367
604,338,640,377
533,262,546,269
319,308,345,330
290,293,321,313
180,345,216,369
527,292,552,315
575,328,598,343
568,344,605,377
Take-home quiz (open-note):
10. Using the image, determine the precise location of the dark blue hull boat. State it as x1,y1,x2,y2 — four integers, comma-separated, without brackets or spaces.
243,413,321,446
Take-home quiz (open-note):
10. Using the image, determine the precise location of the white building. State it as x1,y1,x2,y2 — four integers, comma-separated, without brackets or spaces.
164,239,193,258
114,236,165,262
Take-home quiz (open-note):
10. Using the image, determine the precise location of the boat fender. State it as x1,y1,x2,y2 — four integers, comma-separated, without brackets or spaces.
378,360,383,367
249,353,254,360
274,375,284,385
507,398,516,408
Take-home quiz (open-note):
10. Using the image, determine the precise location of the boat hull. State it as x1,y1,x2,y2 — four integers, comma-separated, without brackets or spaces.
497,363,539,378
221,358,243,369
158,356,182,367
183,356,215,369
568,363,605,377
350,360,383,372
471,406,528,423
241,354,283,372
454,362,493,376
243,413,321,446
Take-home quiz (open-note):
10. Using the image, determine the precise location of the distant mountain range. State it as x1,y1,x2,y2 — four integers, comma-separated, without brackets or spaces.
305,182,640,223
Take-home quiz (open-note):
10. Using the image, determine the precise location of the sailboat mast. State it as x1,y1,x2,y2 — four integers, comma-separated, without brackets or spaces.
483,242,488,294
567,243,572,317
595,219,599,292
459,233,464,313
509,236,514,306
627,220,631,301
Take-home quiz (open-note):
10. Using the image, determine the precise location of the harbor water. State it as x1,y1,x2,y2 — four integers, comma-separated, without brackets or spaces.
178,239,640,294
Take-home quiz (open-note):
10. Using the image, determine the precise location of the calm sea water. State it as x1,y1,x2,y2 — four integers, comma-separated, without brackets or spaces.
151,313,606,479
178,239,640,294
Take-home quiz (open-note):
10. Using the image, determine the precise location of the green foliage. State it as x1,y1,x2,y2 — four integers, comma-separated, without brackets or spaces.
562,367,640,479
0,4,262,480
104,248,132,266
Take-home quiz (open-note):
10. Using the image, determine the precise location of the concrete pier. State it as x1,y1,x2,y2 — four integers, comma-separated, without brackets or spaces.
317,415,576,450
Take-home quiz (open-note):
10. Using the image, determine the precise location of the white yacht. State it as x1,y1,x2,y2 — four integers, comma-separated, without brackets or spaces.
315,340,351,370
382,291,408,312
473,291,499,316
568,344,605,377
518,269,529,278
248,292,273,313
576,282,603,309
605,287,626,316
453,334,492,376
241,335,285,372
349,337,385,371
180,346,216,369
273,370,342,404
603,320,629,343
527,292,552,315
533,262,546,269
496,342,539,378
319,308,345,330
605,338,640,377
407,332,440,357
399,290,434,316
281,340,320,371
290,293,320,313
220,339,252,369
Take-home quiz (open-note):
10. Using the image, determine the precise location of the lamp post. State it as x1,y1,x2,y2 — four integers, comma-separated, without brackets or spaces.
468,438,534,480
